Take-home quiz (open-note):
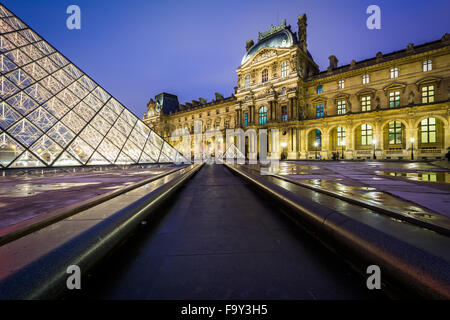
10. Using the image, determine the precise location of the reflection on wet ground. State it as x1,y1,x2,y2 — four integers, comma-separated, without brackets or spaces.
0,165,180,230
376,171,450,184
299,178,433,218
252,161,450,219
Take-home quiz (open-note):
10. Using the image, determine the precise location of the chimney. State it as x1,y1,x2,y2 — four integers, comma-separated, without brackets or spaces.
297,14,307,52
328,55,338,71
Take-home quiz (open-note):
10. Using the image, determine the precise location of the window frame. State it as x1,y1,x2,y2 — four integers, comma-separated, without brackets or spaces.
390,67,399,79
361,124,373,146
420,117,436,144
361,95,371,111
338,80,345,89
389,91,400,108
421,84,435,104
316,104,324,118
388,121,402,145
337,126,345,146
281,61,289,77
422,60,432,72
244,74,251,88
362,74,370,84
258,106,267,125
262,69,268,83
337,99,346,115
281,105,288,122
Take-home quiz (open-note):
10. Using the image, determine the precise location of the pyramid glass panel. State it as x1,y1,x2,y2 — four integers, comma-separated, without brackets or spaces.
0,3,183,168
9,150,44,168
0,132,24,167
0,101,21,130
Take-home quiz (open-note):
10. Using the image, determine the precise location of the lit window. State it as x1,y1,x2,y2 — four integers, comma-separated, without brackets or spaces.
315,129,322,147
361,95,371,111
262,69,268,83
282,87,286,95
362,74,370,84
258,106,267,125
421,85,435,104
337,100,346,115
423,60,432,72
244,74,251,88
361,124,373,145
316,104,324,118
389,91,400,108
244,112,248,126
388,121,402,145
281,61,289,77
224,120,230,129
281,105,288,122
338,80,345,89
421,118,436,143
317,85,323,94
337,126,345,146
390,67,399,79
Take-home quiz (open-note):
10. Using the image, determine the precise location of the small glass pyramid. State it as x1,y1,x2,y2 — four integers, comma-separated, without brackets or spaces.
0,4,184,168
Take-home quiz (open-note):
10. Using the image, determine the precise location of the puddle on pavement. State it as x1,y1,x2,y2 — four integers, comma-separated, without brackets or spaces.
376,171,450,184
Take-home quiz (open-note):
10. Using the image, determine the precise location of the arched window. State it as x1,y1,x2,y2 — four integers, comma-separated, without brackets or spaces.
420,118,436,143
258,106,267,125
388,121,402,145
281,61,289,77
337,127,346,146
315,129,322,146
361,124,373,145
244,74,250,88
262,69,268,83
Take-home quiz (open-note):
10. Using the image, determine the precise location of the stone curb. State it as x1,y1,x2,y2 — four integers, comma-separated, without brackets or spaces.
225,164,450,299
0,163,203,299
0,165,187,247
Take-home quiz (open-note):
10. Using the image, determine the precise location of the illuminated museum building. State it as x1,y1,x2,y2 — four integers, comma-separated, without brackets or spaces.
144,15,450,160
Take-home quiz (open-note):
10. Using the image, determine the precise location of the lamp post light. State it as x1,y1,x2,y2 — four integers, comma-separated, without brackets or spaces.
314,141,318,160
372,139,377,160
410,137,415,160
341,141,345,160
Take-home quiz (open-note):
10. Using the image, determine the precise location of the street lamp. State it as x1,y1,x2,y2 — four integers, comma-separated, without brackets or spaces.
410,137,415,160
372,139,377,160
314,141,318,160
341,141,345,160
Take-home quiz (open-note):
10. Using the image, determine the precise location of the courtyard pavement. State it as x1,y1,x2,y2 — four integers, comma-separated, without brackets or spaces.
0,165,177,234
270,160,450,219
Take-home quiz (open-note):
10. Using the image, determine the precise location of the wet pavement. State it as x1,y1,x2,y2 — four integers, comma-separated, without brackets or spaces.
0,165,179,231
75,164,386,300
257,161,450,218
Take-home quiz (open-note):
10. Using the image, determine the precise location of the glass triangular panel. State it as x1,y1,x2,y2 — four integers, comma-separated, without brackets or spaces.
138,151,156,164
0,132,24,167
26,107,57,132
115,152,134,164
30,135,63,165
53,151,81,167
0,101,21,130
7,118,42,146
67,137,94,164
9,150,44,168
87,151,110,165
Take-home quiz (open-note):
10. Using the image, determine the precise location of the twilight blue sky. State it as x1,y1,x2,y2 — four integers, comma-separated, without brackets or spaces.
2,0,450,117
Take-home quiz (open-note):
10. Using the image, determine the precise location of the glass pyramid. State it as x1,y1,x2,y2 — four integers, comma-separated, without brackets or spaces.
0,4,184,168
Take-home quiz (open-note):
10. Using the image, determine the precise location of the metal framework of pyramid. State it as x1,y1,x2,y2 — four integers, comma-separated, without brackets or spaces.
0,4,183,169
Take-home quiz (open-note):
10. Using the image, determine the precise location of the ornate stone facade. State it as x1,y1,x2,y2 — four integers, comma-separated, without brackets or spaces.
144,14,450,160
